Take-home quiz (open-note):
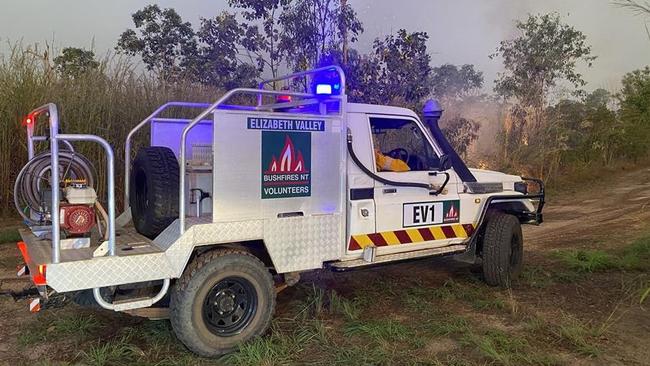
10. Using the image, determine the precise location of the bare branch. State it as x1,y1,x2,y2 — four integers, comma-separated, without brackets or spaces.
613,0,650,15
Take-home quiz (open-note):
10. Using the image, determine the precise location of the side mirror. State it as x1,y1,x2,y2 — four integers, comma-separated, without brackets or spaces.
438,154,452,171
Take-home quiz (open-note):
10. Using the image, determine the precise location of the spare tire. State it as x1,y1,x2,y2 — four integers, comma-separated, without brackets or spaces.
130,146,180,239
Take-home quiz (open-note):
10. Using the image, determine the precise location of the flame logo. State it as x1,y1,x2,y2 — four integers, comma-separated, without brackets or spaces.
446,204,458,219
267,135,307,173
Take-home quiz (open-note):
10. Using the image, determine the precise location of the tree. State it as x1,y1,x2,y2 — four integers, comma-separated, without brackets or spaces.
116,5,197,80
441,117,480,158
544,90,619,166
375,30,431,105
345,30,431,107
228,0,290,79
193,12,259,88
318,47,378,101
279,0,363,71
53,47,99,78
584,89,620,165
492,13,596,111
618,67,650,161
615,0,650,37
492,13,596,178
430,64,483,101
429,64,484,158
616,0,650,14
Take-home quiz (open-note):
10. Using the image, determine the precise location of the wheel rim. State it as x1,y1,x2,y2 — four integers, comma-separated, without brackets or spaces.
202,276,257,337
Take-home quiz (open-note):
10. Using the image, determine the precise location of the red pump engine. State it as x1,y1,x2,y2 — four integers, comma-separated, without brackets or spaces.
60,204,95,235
60,183,98,236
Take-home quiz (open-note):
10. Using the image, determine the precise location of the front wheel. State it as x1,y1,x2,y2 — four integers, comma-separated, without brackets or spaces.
481,213,523,288
170,249,276,357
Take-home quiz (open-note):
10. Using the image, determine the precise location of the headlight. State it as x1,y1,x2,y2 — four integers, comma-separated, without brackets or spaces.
514,181,528,194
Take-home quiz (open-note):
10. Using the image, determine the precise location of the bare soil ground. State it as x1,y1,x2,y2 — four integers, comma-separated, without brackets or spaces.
0,167,649,365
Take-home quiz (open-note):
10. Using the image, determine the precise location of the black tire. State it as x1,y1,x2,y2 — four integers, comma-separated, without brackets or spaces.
481,213,523,287
130,146,179,239
170,249,276,357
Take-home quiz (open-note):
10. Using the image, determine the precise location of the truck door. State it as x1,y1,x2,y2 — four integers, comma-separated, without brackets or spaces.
366,115,463,255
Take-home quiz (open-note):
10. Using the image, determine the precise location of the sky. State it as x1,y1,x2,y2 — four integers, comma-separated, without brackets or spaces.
0,0,648,92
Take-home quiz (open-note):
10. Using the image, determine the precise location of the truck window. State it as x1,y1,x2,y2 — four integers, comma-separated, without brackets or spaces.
370,117,439,172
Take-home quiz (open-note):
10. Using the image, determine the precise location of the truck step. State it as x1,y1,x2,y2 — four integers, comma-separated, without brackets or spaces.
329,244,467,271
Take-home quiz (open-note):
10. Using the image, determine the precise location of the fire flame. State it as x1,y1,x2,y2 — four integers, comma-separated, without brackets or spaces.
268,135,306,173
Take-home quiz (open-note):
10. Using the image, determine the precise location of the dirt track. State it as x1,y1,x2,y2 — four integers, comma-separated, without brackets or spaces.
0,167,649,365
527,167,650,250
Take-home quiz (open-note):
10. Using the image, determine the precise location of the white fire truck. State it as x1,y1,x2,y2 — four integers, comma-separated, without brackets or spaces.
13,66,544,356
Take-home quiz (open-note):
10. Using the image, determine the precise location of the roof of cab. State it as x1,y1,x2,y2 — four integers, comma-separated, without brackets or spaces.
347,103,419,118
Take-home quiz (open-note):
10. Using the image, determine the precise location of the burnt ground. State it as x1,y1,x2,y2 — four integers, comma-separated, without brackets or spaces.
0,167,649,365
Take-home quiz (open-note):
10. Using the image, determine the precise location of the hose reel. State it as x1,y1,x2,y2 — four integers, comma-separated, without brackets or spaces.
14,150,96,225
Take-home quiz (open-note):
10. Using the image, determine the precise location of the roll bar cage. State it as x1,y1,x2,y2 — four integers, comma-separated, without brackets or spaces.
123,65,347,234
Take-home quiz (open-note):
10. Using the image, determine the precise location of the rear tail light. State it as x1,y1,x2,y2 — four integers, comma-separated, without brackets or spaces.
22,113,36,127
34,264,47,286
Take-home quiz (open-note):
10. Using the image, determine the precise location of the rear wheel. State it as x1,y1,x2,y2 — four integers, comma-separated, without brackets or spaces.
170,249,276,357
481,213,523,287
129,146,179,239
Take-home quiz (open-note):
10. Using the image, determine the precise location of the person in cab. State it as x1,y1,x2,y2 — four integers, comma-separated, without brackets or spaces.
371,117,439,172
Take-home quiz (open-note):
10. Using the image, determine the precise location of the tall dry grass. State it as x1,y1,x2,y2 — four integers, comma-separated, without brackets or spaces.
0,42,222,215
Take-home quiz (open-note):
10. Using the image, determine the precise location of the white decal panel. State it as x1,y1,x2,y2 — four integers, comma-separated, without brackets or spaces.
403,201,444,227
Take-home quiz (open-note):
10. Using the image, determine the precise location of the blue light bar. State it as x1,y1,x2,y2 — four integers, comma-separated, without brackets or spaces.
316,84,332,95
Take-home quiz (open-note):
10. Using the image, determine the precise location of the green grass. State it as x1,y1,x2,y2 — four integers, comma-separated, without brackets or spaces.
344,319,415,343
18,313,101,346
52,314,100,338
428,279,511,313
297,285,362,322
554,249,616,273
618,236,650,271
521,266,555,288
555,316,601,357
329,290,362,321
222,324,312,366
470,297,506,311
462,329,561,366
77,334,145,366
18,328,46,346
521,312,606,359
552,270,584,283
12,251,641,366
0,228,20,244
421,315,471,337
522,315,546,334
555,235,650,274
462,329,527,365
328,344,392,365
641,286,650,304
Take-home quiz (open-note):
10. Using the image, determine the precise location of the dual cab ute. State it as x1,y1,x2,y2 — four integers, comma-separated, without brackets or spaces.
13,66,544,356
